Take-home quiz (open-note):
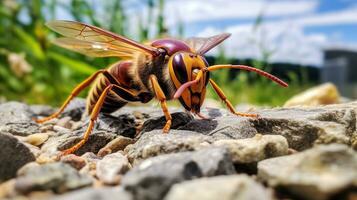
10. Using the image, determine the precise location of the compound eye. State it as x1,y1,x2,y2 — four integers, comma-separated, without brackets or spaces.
172,54,188,83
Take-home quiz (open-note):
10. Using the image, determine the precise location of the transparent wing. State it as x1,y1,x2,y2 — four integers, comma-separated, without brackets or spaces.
46,20,160,58
184,33,231,55
53,38,133,59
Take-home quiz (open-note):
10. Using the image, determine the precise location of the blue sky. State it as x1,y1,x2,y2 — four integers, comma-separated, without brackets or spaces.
55,0,357,66
182,0,357,43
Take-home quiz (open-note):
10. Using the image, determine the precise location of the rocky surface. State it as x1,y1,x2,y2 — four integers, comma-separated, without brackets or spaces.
51,187,133,200
96,152,131,185
0,99,356,200
14,162,93,194
122,147,235,200
164,175,273,200
258,144,357,200
0,102,39,136
0,132,36,182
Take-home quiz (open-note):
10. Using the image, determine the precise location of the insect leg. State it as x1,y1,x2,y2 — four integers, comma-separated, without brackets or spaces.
209,79,258,118
35,69,108,123
149,75,172,133
61,84,137,155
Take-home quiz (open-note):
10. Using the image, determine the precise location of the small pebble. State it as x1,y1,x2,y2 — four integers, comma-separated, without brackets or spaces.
53,125,71,134
39,124,54,132
23,133,49,146
70,121,83,130
56,116,72,129
0,179,15,199
17,162,40,176
97,136,135,157
96,152,131,185
133,111,144,119
61,154,86,170
80,153,100,177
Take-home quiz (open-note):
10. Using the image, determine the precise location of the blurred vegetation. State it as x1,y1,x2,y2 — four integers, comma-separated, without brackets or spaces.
0,0,310,107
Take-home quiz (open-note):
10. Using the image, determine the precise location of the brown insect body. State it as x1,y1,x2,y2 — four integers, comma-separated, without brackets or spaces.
86,41,186,114
37,20,288,156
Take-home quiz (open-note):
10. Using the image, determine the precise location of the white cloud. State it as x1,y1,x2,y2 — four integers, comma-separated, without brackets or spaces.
198,22,327,66
164,0,318,26
294,7,357,27
191,3,357,66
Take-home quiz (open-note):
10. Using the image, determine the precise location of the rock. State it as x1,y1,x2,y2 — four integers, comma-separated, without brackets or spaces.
30,104,56,117
0,132,36,183
0,102,39,136
61,98,86,121
136,102,357,151
38,105,140,156
41,129,117,156
0,179,16,199
140,112,194,133
252,101,357,150
23,142,41,158
111,106,173,120
125,131,288,168
284,82,340,107
96,152,131,185
125,130,211,164
98,136,134,157
51,187,133,200
22,133,49,146
212,134,289,164
178,115,258,140
80,153,100,177
56,116,72,129
91,113,137,138
61,154,86,170
164,175,273,200
14,163,93,194
258,144,357,200
122,147,235,200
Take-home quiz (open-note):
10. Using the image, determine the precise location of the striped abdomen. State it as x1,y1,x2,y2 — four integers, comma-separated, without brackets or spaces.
86,61,138,114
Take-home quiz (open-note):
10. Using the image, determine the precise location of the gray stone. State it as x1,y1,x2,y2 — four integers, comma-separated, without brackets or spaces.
51,187,133,200
164,175,273,200
179,116,258,140
122,147,235,200
180,102,356,150
140,112,194,133
60,98,86,121
0,132,36,183
252,101,357,150
125,130,211,164
258,144,357,200
125,131,288,168
60,154,86,170
97,136,134,157
0,102,39,136
96,152,131,185
15,162,93,194
212,134,289,164
80,152,100,177
79,113,137,138
29,104,56,117
112,106,184,120
34,98,86,122
41,129,117,156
